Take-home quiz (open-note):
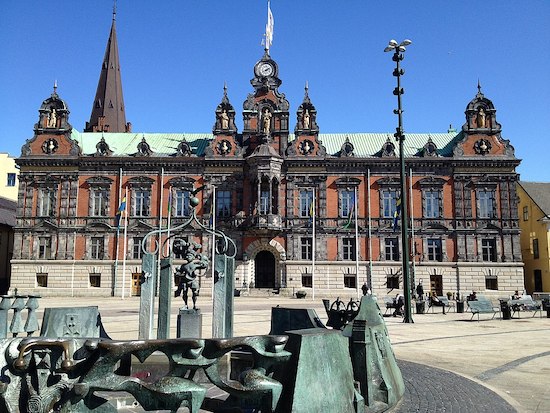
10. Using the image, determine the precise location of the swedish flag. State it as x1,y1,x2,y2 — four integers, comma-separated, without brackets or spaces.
115,197,126,228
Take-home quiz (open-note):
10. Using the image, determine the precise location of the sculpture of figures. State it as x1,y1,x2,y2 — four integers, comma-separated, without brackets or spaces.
303,109,310,129
262,108,272,134
174,240,209,310
220,110,229,130
476,107,486,128
47,108,57,128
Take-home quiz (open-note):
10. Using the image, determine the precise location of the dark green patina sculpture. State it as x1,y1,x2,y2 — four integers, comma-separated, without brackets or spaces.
140,187,237,340
0,294,404,412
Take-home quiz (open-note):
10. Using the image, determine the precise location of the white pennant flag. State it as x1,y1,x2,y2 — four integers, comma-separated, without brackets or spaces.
265,1,274,51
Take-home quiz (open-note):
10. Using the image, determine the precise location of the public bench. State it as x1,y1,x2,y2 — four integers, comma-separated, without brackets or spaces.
428,296,455,313
383,296,400,316
508,295,542,318
467,298,498,321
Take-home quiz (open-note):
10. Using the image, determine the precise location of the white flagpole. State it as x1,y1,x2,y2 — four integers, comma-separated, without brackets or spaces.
211,186,216,298
114,167,123,296
121,187,129,299
312,187,316,300
166,186,172,257
354,186,360,297
367,168,373,291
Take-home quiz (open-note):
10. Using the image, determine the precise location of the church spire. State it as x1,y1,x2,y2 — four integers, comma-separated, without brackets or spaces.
85,7,130,132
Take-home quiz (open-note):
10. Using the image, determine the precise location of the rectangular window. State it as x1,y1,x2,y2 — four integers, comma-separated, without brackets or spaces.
260,190,270,214
90,190,108,216
301,237,312,260
302,271,312,288
382,190,398,218
217,190,231,217
89,273,101,288
424,190,440,218
38,188,56,217
343,237,356,260
90,237,104,260
38,237,51,259
344,269,356,288
133,237,144,260
477,190,494,219
481,239,497,262
133,190,151,216
299,189,314,218
175,190,191,217
533,238,539,259
485,275,498,290
7,173,16,187
387,273,400,289
385,238,399,261
36,273,48,288
427,238,443,261
523,205,529,221
339,190,355,218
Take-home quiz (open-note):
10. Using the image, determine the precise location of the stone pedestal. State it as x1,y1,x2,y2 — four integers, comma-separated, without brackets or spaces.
177,309,202,339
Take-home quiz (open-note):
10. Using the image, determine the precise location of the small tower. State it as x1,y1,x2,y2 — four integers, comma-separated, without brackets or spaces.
206,83,241,157
20,83,80,157
85,6,131,133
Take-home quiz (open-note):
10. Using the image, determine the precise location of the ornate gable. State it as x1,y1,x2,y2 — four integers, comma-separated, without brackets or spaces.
453,84,515,157
20,84,81,157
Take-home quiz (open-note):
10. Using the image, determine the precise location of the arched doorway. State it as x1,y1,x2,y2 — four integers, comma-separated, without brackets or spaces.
254,250,276,288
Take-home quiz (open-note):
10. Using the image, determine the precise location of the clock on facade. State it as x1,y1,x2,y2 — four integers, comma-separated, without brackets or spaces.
258,62,274,77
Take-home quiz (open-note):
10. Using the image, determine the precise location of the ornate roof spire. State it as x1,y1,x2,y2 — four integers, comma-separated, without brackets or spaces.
85,6,129,132
477,79,482,95
52,80,58,96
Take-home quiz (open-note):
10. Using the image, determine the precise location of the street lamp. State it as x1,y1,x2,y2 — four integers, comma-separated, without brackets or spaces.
385,39,413,323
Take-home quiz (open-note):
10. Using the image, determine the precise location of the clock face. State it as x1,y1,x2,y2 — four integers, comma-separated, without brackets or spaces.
259,62,274,77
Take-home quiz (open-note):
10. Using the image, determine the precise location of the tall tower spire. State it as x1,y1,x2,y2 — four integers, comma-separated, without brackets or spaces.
85,7,130,132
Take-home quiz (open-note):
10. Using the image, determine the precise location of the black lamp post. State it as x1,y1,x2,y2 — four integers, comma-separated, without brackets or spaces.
385,39,413,323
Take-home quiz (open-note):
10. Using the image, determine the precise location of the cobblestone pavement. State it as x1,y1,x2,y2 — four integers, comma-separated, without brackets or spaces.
391,360,516,413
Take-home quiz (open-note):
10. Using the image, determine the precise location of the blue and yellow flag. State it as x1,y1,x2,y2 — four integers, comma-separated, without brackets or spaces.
115,196,126,228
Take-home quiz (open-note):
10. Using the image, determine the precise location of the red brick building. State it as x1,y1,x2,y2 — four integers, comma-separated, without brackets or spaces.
10,14,524,299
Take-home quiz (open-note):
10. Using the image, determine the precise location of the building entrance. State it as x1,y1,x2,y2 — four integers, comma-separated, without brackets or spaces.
430,274,443,296
254,250,276,288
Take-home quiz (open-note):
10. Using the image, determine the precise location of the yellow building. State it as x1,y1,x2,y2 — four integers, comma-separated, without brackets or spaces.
0,153,19,202
518,182,550,293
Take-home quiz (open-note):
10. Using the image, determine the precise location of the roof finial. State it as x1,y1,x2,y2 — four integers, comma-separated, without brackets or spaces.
223,81,228,96
53,80,58,96
305,80,309,94
477,78,482,94
113,0,117,21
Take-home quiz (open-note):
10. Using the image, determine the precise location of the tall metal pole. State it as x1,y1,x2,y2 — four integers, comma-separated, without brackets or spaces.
387,40,413,323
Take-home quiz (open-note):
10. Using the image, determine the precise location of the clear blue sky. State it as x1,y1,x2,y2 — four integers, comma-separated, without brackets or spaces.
1,1,549,181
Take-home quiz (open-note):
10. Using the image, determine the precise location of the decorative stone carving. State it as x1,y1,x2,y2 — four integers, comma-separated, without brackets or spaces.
474,138,492,155
217,139,232,155
300,139,314,155
94,137,112,156
41,138,58,154
136,137,152,156
339,137,354,157
381,137,396,157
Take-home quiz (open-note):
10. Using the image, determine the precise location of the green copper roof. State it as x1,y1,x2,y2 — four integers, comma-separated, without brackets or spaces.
71,130,462,158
